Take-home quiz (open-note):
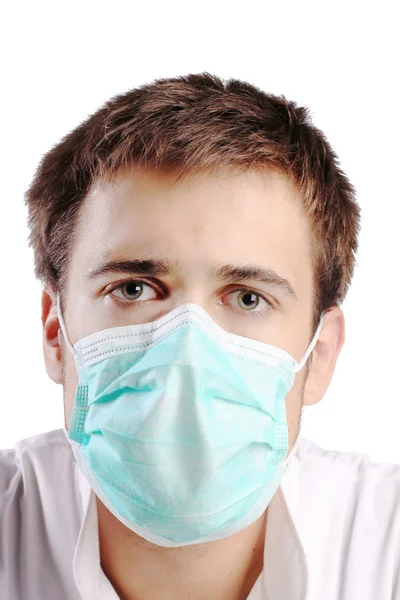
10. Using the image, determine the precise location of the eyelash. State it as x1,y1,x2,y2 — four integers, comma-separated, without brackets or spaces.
106,279,273,317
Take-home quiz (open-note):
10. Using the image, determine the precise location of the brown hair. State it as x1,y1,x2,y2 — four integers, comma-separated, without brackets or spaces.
25,72,360,334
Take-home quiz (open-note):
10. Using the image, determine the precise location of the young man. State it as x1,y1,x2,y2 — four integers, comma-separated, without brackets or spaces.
1,73,399,600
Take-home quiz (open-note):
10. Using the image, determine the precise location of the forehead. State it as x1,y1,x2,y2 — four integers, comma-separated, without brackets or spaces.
78,166,309,236
71,167,313,291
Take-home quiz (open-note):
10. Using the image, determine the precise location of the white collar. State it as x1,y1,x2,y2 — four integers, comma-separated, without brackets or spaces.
72,452,308,600
262,455,308,599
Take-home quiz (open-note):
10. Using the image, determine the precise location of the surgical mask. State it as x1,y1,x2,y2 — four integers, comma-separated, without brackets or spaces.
57,297,322,547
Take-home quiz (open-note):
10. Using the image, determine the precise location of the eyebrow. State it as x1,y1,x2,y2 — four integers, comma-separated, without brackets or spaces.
87,257,298,299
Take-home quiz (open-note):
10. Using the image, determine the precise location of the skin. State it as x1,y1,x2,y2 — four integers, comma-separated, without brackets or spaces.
41,167,345,600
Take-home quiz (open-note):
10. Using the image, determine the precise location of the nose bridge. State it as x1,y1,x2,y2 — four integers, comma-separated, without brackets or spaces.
175,282,215,316
164,267,227,327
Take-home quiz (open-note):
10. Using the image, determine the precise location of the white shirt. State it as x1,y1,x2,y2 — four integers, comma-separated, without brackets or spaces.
1,427,400,599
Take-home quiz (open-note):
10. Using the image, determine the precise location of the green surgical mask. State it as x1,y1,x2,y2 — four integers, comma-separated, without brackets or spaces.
58,298,321,547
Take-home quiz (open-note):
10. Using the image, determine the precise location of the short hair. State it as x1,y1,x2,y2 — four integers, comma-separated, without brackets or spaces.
25,72,360,334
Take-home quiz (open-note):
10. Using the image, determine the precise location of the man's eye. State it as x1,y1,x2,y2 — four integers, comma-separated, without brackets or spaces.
110,280,158,303
226,289,272,316
107,279,273,316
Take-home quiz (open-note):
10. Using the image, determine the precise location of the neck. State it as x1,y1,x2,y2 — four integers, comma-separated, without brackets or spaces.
96,497,267,600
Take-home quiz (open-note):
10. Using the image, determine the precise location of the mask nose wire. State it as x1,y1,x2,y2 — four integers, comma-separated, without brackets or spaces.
56,294,76,356
294,317,324,374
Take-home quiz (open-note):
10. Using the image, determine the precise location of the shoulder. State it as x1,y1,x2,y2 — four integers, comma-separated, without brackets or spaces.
295,438,400,596
0,428,75,501
0,429,82,598
0,427,81,536
296,438,400,521
297,437,400,495
0,428,81,523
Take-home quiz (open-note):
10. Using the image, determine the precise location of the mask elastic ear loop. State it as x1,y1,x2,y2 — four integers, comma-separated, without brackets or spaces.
57,294,76,356
283,319,324,467
294,317,324,374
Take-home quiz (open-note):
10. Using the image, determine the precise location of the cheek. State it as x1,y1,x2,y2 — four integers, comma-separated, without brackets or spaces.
284,373,304,449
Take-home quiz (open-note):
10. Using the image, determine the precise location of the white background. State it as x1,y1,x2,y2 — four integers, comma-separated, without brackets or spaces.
0,1,398,462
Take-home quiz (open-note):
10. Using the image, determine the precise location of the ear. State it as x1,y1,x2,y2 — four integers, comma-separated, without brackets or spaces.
42,283,63,385
303,305,345,406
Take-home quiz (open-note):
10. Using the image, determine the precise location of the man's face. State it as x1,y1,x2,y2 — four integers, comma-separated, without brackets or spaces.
58,167,317,453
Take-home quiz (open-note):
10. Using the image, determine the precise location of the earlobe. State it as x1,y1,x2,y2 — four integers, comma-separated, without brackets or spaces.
42,286,63,385
302,306,345,407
